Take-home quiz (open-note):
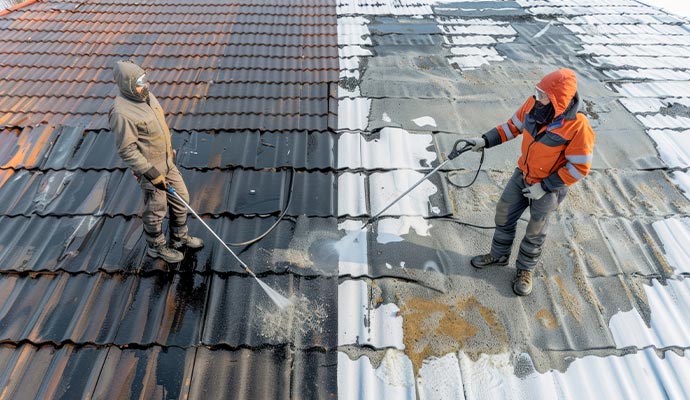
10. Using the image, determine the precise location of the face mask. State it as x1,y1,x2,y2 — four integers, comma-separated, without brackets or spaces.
135,74,150,101
531,102,555,125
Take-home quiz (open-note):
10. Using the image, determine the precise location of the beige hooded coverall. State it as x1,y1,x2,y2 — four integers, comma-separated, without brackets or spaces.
108,60,190,246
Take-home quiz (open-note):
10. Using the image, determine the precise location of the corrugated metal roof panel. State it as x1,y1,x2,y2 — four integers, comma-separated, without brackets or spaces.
610,278,690,348
203,274,338,348
175,131,336,170
92,346,195,399
0,344,107,399
0,273,336,348
0,215,342,275
189,347,337,399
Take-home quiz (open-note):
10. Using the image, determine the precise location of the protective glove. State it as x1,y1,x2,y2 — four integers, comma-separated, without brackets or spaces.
144,166,168,191
522,183,548,200
468,137,487,152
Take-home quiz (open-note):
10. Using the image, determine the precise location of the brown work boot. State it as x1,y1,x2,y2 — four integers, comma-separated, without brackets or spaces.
147,242,184,263
171,233,204,250
513,269,533,296
471,253,509,269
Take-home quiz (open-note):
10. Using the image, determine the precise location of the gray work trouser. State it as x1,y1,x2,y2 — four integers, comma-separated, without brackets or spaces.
490,168,567,271
140,165,189,246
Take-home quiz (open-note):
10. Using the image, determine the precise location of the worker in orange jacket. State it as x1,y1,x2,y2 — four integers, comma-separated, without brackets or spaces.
467,68,595,296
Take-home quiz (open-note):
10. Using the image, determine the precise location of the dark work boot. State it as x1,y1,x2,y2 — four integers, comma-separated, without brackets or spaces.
171,233,204,250
513,269,533,296
471,253,509,269
147,242,184,263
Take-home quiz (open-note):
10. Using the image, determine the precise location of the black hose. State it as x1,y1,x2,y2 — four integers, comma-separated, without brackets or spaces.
225,167,296,247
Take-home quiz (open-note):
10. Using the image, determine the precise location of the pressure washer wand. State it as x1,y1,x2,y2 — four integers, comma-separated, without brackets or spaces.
169,187,253,274
167,186,291,309
363,139,473,228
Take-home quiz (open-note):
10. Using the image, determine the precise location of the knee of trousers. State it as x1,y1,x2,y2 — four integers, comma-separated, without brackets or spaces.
143,194,166,229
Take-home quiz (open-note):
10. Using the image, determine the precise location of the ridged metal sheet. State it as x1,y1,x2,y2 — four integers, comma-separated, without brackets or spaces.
0,272,336,348
0,344,336,399
0,344,108,400
175,131,337,170
610,278,690,348
0,215,342,275
2,127,338,171
189,347,337,399
0,168,454,218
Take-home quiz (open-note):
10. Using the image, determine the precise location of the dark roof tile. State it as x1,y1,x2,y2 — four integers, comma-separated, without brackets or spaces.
0,215,340,275
0,344,106,399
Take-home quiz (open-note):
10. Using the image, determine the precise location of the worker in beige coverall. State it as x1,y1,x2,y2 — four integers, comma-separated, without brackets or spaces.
109,60,203,263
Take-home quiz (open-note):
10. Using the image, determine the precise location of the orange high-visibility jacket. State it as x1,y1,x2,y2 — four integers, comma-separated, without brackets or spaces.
483,68,596,191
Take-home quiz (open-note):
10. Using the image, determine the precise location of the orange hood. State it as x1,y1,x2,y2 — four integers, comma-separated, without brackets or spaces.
536,68,578,117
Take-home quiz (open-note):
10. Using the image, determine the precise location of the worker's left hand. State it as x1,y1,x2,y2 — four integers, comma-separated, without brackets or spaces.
522,183,548,200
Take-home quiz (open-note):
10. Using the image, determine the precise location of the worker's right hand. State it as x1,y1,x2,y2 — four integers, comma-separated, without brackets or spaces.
468,137,487,152
144,166,168,191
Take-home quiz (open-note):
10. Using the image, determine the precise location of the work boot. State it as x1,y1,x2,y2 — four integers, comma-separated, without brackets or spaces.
471,253,509,269
513,269,533,296
171,233,204,250
147,242,184,263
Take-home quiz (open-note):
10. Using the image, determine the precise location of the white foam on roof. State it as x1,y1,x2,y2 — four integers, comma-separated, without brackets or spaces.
609,279,690,348
636,114,690,130
337,128,437,170
369,170,441,217
337,1,432,16
671,171,690,202
564,22,690,35
648,129,690,167
377,217,431,244
438,15,516,70
336,220,368,276
338,98,371,131
449,46,502,57
582,44,690,57
411,116,436,128
337,16,372,46
593,55,690,69
618,97,665,114
338,280,405,348
338,351,416,400
652,217,690,274
578,33,690,46
615,81,690,98
444,35,497,45
606,68,690,81
559,13,674,25
417,353,465,400
441,24,518,36
458,349,690,400
338,173,368,217
339,46,373,58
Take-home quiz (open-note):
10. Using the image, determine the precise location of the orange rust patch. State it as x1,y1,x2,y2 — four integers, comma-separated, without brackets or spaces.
535,308,558,329
399,295,507,374
554,276,582,322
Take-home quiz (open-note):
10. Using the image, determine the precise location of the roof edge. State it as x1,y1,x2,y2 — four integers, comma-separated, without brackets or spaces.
0,0,37,16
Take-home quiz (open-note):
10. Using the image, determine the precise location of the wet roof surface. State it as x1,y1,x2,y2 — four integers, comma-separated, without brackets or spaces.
1,0,690,398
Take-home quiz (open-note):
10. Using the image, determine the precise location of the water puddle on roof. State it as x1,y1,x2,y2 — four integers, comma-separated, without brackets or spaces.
255,292,328,343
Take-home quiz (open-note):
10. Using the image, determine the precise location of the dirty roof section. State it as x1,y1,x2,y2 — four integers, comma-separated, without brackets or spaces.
1,0,690,398
0,0,341,397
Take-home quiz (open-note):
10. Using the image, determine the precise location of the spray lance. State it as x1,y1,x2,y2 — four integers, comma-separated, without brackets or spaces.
167,186,291,309
360,138,476,230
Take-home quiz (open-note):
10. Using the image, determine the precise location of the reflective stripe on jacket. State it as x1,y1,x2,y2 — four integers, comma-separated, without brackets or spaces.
484,68,595,191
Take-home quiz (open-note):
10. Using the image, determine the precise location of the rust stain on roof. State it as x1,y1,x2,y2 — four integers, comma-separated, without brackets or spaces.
399,294,508,374
535,308,558,330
